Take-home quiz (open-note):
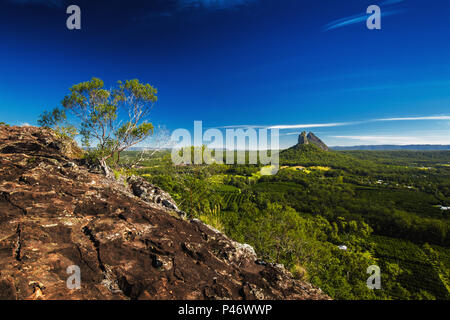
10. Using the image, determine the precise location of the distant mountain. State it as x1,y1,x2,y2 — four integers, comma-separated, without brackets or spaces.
279,132,343,166
331,145,450,151
295,131,329,151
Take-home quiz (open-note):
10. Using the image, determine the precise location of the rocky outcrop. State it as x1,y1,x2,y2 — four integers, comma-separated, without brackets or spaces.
0,125,330,300
127,176,187,218
296,131,328,151
298,132,309,145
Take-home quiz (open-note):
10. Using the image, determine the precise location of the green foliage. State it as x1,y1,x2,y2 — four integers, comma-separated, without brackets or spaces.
38,107,67,128
37,107,77,139
37,77,158,165
221,203,379,300
125,146,449,300
0,121,9,127
116,79,158,103
371,235,449,299
116,121,154,148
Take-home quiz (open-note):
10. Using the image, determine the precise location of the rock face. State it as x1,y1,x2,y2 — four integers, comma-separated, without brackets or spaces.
298,131,309,145
126,176,185,217
297,131,328,151
306,132,329,151
0,125,330,300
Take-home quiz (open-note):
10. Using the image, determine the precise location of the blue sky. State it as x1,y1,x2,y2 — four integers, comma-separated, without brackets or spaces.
0,0,449,147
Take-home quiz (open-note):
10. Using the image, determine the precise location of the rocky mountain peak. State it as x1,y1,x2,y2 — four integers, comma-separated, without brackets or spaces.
297,131,328,151
0,125,329,300
298,131,309,145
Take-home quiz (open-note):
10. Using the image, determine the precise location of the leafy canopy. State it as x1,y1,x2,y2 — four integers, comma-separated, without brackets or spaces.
37,107,77,139
39,77,157,165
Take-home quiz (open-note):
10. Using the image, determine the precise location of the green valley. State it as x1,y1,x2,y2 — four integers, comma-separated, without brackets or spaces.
117,134,450,300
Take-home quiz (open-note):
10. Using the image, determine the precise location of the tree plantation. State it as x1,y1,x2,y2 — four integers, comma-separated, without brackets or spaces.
127,145,449,300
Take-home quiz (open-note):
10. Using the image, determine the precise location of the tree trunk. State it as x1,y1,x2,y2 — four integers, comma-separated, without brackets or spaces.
99,158,114,179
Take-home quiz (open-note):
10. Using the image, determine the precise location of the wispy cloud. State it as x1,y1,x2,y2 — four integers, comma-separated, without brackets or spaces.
215,122,356,130
217,114,450,131
331,134,450,145
215,124,267,129
323,9,403,31
376,116,450,121
268,122,357,130
7,0,256,11
323,0,406,32
132,0,259,21
177,0,257,10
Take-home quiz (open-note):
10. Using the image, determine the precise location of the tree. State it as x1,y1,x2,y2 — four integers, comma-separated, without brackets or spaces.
38,107,77,139
60,77,157,173
120,125,174,169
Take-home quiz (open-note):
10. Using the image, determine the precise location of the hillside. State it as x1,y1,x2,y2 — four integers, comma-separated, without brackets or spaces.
0,125,329,300
332,145,450,151
280,132,359,168
293,131,329,151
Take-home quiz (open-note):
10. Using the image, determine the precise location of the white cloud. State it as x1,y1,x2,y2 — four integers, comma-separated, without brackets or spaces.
216,114,450,132
216,124,266,129
177,0,256,10
268,122,356,130
217,122,357,130
376,116,450,121
332,135,450,145
323,9,403,31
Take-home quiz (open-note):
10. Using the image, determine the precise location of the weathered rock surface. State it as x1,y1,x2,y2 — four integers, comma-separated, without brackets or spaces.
126,176,186,217
0,126,330,300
